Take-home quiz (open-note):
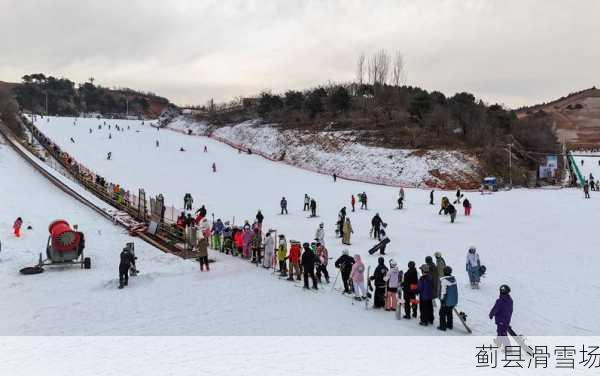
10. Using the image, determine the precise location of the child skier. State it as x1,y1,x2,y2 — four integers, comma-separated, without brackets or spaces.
277,235,288,276
489,285,513,347
13,217,23,237
350,254,367,301
466,246,481,289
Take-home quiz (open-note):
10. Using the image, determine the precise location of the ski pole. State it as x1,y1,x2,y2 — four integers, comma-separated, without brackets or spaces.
330,269,340,292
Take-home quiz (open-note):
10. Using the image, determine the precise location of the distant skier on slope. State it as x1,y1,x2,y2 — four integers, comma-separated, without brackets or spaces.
489,285,513,347
212,162,216,172
119,246,136,288
430,190,434,205
466,246,481,289
280,197,288,214
351,194,356,212
309,198,317,217
13,217,23,238
303,194,310,211
107,152,112,160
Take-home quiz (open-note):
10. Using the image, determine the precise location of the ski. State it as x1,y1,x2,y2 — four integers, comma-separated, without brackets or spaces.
507,327,534,357
452,307,472,334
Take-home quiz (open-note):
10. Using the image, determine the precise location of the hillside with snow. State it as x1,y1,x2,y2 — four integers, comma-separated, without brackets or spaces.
0,115,594,336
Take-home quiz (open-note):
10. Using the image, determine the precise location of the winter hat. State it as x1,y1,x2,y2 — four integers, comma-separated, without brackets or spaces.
425,256,433,264
443,266,452,276
500,284,511,295
408,261,416,269
434,251,442,258
420,264,429,273
378,257,385,265
389,259,397,268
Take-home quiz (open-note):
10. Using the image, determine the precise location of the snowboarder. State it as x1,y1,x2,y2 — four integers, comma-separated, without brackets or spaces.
417,264,434,326
350,254,367,300
425,256,440,299
301,242,318,290
447,203,457,223
334,249,355,294
463,198,471,216
370,257,389,309
371,213,383,240
342,217,353,245
315,243,329,283
13,217,23,238
119,246,136,288
384,259,402,311
107,152,112,160
430,190,434,205
402,261,419,319
276,235,288,276
466,246,481,289
309,198,317,217
197,234,209,271
263,231,275,268
212,162,216,173
315,223,325,246
351,195,356,212
360,192,368,209
489,285,513,347
280,197,288,214
303,194,310,211
438,266,458,331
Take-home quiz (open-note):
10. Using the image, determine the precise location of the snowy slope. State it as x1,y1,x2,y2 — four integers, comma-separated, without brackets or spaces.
22,115,600,335
572,151,600,183
167,117,480,188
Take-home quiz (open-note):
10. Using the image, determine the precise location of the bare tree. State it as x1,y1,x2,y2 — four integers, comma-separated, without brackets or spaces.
391,50,406,87
356,52,365,86
368,49,390,87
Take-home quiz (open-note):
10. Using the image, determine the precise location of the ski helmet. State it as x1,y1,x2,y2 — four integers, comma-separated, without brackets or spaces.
469,246,476,253
389,259,397,268
443,266,452,276
434,251,442,258
319,222,324,228
499,285,511,295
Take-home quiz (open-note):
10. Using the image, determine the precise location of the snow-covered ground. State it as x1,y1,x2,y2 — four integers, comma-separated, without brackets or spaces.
6,115,600,335
167,116,480,188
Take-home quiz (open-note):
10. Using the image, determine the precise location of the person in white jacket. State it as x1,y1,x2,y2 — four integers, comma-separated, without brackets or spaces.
262,231,275,269
315,222,325,246
466,246,481,289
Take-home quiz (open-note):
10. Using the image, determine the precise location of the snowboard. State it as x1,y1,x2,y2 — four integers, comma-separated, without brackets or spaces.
452,307,472,334
368,237,391,255
507,327,534,356
395,297,403,320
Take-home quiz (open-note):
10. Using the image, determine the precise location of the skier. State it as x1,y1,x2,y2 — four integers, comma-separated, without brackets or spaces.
107,152,112,160
454,188,462,204
119,246,136,288
350,254,367,300
251,228,262,264
222,221,233,254
351,195,356,212
360,192,368,209
211,218,224,251
212,162,216,173
13,217,23,238
466,246,481,289
262,231,275,269
287,241,301,281
447,203,457,223
204,145,208,152
276,234,288,276
303,194,310,211
489,285,513,347
109,133,112,139
438,266,458,331
334,249,355,294
371,213,383,240
242,224,253,259
301,242,318,290
370,257,389,309
70,137,75,143
315,222,325,246
342,217,353,245
425,256,440,299
197,234,209,271
280,197,288,215
430,190,434,205
384,259,402,312
315,243,329,283
417,264,434,326
463,198,471,216
310,198,317,217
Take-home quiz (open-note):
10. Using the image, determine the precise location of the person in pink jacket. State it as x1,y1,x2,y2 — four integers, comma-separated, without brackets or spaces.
13,217,23,238
350,254,367,301
242,225,253,259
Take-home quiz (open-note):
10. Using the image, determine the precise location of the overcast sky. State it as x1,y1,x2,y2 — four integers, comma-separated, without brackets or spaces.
1,0,599,107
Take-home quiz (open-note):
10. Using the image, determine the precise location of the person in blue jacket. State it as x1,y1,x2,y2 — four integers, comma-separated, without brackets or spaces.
489,285,513,347
438,266,458,331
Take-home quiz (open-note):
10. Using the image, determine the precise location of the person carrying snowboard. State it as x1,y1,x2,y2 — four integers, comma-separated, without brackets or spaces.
402,261,419,319
466,246,481,289
370,256,389,309
303,194,310,211
280,197,288,215
301,242,318,290
315,242,329,283
262,231,275,269
417,264,434,326
342,217,353,245
276,234,288,276
384,259,402,312
350,254,367,301
13,217,23,238
119,246,136,288
438,266,458,331
334,249,355,294
489,285,513,347
463,198,471,216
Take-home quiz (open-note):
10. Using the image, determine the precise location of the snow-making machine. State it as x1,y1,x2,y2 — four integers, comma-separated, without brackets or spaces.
39,219,91,269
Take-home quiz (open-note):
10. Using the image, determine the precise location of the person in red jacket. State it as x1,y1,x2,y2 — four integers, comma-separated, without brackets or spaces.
233,227,244,256
287,241,302,281
463,198,471,216
351,195,356,212
13,217,23,237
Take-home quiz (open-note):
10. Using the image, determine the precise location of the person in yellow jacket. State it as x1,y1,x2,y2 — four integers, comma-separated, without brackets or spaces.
342,217,353,245
276,234,288,277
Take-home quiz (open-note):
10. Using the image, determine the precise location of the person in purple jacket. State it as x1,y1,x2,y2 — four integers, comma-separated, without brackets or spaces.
489,285,513,347
417,264,434,326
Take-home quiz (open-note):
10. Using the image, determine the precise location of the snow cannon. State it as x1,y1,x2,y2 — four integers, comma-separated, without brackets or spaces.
40,220,90,269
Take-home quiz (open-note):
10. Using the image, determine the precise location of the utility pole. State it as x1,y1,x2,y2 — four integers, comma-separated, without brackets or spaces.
126,97,129,118
45,92,48,115
507,143,513,188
